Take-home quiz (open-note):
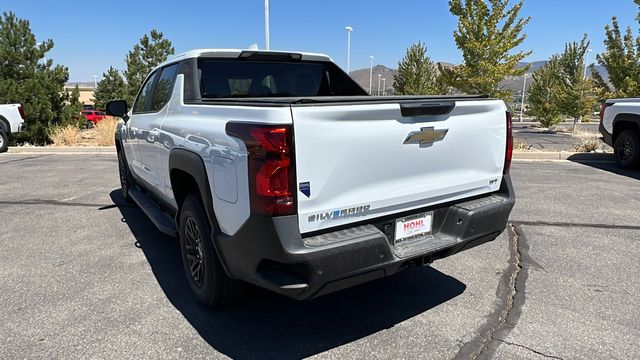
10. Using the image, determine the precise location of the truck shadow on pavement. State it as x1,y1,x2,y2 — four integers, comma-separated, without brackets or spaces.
567,154,640,181
110,190,466,360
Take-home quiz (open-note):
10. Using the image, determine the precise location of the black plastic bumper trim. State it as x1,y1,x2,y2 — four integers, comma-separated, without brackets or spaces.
215,175,515,300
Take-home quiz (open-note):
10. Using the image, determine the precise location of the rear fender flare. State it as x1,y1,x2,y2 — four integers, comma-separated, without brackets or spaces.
0,116,10,134
168,149,217,229
612,113,640,143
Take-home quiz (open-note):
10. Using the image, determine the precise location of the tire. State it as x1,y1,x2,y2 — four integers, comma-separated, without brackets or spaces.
117,148,135,203
86,121,95,129
0,128,8,153
614,129,640,169
179,194,242,307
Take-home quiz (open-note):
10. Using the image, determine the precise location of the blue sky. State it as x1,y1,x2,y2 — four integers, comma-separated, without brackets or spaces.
2,0,639,81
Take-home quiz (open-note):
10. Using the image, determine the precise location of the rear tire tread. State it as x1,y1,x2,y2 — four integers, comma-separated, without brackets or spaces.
614,129,640,169
180,194,242,307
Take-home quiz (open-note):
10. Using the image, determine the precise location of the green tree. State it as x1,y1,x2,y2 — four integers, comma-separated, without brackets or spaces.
591,66,613,103
556,34,596,123
0,12,78,144
440,0,531,101
124,30,174,104
393,42,445,95
61,85,84,128
527,57,563,128
596,16,640,97
92,67,127,110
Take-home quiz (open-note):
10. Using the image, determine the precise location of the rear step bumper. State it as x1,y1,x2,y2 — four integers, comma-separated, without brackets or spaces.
215,175,515,300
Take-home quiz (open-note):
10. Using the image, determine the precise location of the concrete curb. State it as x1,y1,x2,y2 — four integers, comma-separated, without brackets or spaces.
513,151,613,161
8,146,116,154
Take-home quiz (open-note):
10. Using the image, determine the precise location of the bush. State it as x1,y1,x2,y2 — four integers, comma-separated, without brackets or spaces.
538,116,562,129
572,129,605,152
50,125,80,146
94,117,118,146
513,138,530,150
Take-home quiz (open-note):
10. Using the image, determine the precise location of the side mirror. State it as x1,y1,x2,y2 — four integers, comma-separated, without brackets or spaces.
106,100,129,121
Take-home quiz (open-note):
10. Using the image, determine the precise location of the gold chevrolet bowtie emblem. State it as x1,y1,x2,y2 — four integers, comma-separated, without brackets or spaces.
403,127,448,146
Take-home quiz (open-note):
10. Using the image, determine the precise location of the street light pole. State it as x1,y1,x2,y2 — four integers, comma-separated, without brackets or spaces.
265,0,270,50
519,74,528,122
369,56,374,95
377,74,381,96
583,49,593,79
382,78,386,96
345,26,353,74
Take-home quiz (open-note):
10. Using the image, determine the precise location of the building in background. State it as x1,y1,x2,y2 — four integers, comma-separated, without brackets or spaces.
64,82,95,110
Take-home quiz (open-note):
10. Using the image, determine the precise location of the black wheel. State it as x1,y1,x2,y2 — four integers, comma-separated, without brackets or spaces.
179,194,242,307
86,121,95,129
0,128,8,153
117,148,135,203
614,129,640,169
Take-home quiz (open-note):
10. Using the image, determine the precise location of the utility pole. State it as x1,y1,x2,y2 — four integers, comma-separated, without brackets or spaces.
382,78,386,96
265,0,270,50
377,74,382,96
345,26,353,73
92,75,98,89
369,56,374,95
519,74,528,122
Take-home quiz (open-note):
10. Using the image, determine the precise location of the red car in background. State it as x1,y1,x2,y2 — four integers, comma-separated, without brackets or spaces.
81,110,106,127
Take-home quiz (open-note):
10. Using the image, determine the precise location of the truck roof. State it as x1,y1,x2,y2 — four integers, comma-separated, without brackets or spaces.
156,49,333,70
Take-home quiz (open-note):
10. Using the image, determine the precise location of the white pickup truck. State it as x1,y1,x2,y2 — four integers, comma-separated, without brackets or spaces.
107,49,515,306
599,98,640,168
0,103,26,153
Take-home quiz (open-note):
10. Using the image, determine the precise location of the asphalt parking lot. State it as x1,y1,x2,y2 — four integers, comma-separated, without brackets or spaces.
1,154,639,359
513,122,605,151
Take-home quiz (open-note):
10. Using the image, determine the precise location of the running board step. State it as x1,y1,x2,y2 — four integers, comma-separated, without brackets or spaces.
128,187,177,237
392,235,458,259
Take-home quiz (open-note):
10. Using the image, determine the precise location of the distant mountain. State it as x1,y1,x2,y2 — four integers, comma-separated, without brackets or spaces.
349,61,609,94
502,61,609,93
349,63,455,94
349,65,396,94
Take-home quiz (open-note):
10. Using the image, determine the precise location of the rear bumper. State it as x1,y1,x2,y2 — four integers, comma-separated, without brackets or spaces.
215,175,516,300
600,122,612,146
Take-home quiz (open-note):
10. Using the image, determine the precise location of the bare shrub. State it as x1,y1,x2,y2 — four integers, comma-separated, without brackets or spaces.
513,138,530,150
94,117,118,146
50,125,80,146
572,129,604,152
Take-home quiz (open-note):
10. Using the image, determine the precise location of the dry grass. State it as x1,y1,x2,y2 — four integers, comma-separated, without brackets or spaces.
572,129,604,152
50,125,80,146
94,117,118,146
513,138,530,151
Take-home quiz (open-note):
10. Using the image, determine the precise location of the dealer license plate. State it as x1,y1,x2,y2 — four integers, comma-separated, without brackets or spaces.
394,212,433,244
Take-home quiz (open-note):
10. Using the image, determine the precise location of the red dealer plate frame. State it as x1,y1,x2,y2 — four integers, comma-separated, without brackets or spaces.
394,211,433,244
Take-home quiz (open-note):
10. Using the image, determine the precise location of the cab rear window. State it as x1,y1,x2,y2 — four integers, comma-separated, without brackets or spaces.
198,59,367,98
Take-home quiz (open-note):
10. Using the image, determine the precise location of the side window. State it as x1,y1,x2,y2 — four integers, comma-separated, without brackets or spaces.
150,64,179,112
132,71,158,113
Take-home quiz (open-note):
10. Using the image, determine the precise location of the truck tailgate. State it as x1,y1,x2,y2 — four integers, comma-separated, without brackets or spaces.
292,99,507,234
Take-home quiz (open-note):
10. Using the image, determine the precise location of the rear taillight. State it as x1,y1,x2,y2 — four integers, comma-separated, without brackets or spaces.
18,104,25,119
599,102,612,122
226,123,296,216
504,111,513,175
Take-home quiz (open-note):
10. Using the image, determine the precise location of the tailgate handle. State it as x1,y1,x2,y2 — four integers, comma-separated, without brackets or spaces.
400,102,455,117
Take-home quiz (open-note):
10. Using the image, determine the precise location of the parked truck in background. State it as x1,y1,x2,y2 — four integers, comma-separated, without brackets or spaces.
107,49,516,307
0,103,26,153
600,98,640,168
